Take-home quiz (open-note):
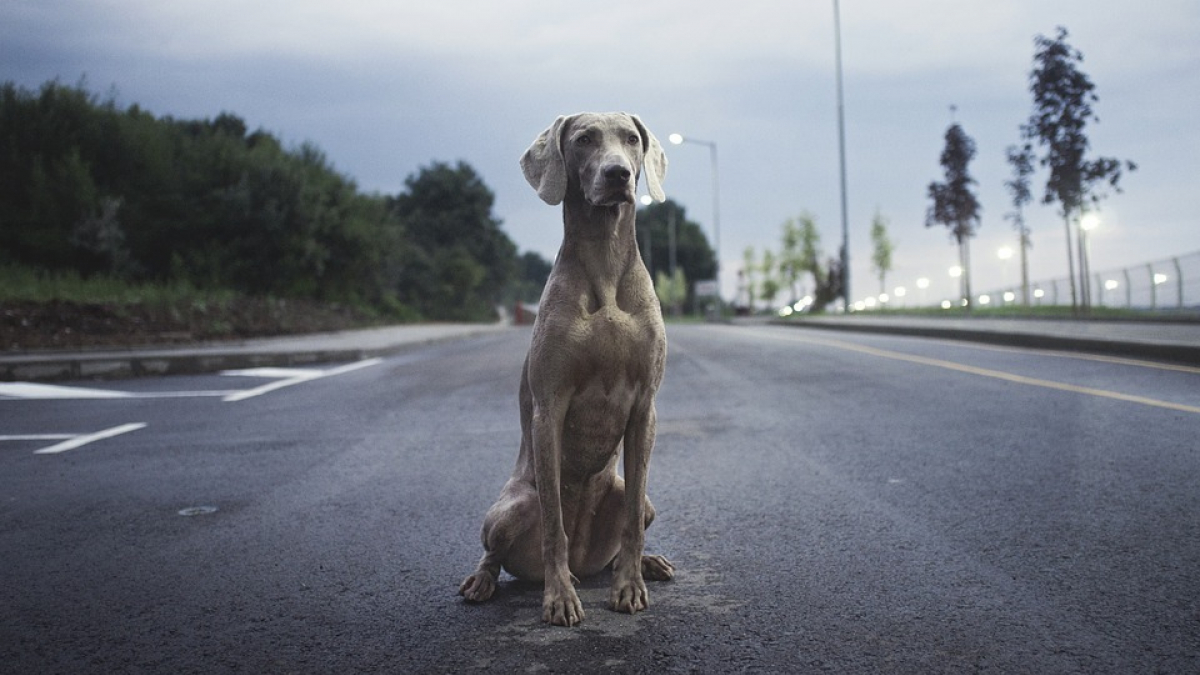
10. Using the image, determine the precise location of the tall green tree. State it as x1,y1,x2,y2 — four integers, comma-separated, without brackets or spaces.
926,122,981,309
1021,26,1135,311
869,209,894,297
388,161,517,320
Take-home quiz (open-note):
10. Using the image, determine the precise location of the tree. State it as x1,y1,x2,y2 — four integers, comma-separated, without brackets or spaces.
654,269,687,314
389,161,518,319
780,213,823,303
635,199,716,312
926,122,981,309
1004,144,1035,305
759,249,780,308
740,246,758,311
869,209,894,297
1021,26,1135,311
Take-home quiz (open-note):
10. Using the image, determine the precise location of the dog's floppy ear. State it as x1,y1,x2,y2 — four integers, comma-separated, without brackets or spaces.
631,114,668,203
520,115,575,205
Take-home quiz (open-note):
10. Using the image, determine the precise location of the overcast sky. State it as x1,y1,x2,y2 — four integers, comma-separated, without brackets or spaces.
4,1,1198,304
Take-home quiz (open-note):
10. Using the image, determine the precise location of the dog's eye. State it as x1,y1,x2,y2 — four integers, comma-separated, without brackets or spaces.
626,133,640,145
576,134,591,146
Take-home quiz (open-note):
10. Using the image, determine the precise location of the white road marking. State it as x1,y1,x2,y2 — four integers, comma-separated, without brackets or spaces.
29,422,147,455
0,433,75,441
0,383,132,399
0,358,383,402
220,358,382,402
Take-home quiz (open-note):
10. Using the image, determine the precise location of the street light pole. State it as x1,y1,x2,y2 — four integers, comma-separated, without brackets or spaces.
833,0,851,310
668,133,721,311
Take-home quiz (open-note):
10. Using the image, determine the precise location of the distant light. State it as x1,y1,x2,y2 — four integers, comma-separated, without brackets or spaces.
853,301,866,311
1104,279,1119,291
864,297,878,309
1081,213,1100,231
894,286,907,298
778,306,794,317
639,194,653,206
1034,288,1045,298
979,294,991,305
1154,273,1168,285
668,133,684,145
1003,291,1016,302
916,277,930,289
998,246,1014,260
949,266,963,278
941,300,953,309
878,293,890,304
960,298,969,307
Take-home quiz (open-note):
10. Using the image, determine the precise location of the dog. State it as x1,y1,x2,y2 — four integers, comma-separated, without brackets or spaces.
459,112,674,627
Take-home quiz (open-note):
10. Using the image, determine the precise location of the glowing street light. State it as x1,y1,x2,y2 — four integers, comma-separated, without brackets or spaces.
949,266,963,278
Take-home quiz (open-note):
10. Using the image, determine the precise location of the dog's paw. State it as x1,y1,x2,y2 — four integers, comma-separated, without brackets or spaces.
458,571,496,602
542,584,585,626
642,554,675,581
608,576,649,614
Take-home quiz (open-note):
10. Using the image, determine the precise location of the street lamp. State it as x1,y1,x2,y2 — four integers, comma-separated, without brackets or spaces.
668,132,720,311
833,0,851,310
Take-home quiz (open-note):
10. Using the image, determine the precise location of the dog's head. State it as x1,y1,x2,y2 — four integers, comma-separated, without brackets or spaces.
521,112,667,207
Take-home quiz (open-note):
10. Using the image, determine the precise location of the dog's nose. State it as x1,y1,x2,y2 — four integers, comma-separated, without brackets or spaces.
603,164,632,184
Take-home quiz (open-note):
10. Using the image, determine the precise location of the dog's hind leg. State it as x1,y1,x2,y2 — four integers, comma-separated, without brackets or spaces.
459,479,542,602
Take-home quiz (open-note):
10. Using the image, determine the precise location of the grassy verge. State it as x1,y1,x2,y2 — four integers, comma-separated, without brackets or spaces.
0,264,409,350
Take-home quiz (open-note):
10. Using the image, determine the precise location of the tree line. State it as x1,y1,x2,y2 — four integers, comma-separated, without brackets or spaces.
753,26,1133,315
926,26,1134,312
0,80,549,321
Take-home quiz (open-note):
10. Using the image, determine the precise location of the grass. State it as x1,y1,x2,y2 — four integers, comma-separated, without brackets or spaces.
0,263,233,307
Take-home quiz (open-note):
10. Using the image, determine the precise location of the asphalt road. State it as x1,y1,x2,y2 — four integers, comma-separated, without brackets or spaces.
2,324,1198,673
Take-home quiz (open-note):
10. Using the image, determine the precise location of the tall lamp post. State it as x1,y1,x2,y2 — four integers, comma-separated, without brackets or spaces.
833,0,851,310
668,133,720,311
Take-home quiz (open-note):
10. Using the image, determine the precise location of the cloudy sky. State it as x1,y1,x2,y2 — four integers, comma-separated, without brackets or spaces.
4,1,1198,304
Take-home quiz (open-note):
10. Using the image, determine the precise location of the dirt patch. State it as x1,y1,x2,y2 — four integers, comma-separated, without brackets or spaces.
1,298,382,352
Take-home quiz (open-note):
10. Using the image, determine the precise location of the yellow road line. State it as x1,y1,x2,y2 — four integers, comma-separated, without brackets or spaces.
765,331,1200,416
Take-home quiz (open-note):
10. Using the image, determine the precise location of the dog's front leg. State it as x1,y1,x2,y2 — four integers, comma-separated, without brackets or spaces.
532,402,584,626
610,399,655,614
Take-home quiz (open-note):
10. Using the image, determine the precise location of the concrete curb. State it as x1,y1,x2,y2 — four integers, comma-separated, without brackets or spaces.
771,319,1200,366
1,323,516,382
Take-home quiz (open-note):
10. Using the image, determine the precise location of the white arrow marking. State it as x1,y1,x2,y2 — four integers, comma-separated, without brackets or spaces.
220,358,383,402
31,422,147,455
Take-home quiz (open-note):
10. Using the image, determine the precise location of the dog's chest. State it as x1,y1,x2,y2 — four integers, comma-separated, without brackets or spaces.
578,304,665,382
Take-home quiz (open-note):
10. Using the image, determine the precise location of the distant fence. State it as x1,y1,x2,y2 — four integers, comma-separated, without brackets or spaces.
977,250,1200,310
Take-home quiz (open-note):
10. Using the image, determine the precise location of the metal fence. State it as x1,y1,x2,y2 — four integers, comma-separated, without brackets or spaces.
977,250,1200,310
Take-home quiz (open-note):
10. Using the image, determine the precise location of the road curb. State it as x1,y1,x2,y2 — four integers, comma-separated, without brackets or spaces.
771,319,1200,366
